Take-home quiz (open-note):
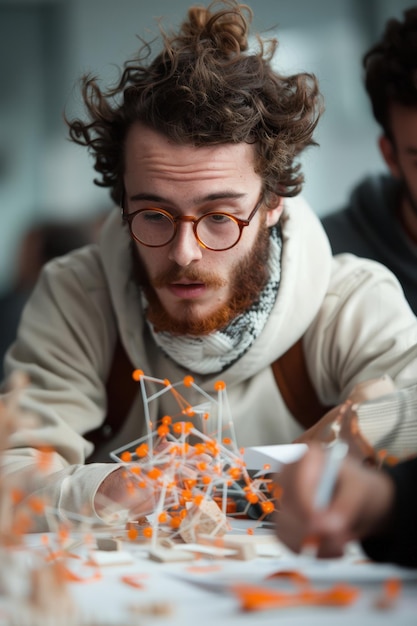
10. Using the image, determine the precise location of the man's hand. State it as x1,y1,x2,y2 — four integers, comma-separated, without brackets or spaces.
294,402,376,463
275,444,395,558
94,466,156,522
94,442,213,523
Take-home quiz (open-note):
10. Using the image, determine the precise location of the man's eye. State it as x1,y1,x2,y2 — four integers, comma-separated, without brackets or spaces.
206,213,232,224
143,211,168,223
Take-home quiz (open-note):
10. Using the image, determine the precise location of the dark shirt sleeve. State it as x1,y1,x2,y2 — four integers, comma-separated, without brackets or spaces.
361,457,417,568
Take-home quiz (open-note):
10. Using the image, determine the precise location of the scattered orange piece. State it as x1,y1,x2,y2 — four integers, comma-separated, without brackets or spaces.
265,570,310,586
231,582,359,612
121,574,147,589
375,577,401,610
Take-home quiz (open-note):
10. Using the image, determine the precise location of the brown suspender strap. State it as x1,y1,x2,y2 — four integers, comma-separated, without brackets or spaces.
271,338,332,430
87,335,331,451
85,338,138,450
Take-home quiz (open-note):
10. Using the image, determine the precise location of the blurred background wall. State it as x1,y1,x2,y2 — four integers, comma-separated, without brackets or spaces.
0,0,415,293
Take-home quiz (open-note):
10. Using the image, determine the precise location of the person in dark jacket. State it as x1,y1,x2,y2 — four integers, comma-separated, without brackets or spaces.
322,9,417,315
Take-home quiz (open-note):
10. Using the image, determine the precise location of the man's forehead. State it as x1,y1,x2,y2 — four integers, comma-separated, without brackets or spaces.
124,123,260,189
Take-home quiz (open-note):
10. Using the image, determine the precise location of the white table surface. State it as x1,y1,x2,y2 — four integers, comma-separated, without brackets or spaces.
1,520,416,626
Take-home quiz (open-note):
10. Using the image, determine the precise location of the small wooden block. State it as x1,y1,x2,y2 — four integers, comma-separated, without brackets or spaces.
88,550,135,566
148,547,195,563
223,540,257,560
96,537,122,551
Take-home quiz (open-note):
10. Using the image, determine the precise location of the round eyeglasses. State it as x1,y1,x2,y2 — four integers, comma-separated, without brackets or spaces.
121,195,263,252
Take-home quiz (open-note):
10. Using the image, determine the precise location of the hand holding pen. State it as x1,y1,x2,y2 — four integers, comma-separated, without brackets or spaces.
275,442,395,558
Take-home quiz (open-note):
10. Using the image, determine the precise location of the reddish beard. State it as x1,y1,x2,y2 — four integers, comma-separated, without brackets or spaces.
131,224,271,336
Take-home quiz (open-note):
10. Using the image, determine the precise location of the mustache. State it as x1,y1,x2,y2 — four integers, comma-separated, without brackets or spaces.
151,266,226,289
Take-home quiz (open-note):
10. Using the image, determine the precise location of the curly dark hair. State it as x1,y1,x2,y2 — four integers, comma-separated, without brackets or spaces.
364,7,417,140
67,0,323,205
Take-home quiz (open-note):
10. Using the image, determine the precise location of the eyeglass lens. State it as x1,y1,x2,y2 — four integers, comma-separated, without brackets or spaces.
131,210,241,249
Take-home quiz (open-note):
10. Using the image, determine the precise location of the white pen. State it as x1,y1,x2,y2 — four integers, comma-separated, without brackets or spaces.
313,439,349,510
300,440,349,558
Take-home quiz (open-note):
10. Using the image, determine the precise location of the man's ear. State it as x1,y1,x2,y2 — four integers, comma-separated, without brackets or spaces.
266,195,284,227
379,135,401,178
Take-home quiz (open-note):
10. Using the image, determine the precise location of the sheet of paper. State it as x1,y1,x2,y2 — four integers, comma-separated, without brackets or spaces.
243,443,308,472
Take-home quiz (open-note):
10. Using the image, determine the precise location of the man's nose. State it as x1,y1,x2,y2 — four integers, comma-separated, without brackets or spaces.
167,221,203,266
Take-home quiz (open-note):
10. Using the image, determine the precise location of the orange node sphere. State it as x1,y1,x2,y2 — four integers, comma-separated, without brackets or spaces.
193,443,206,455
163,378,171,386
157,424,170,437
197,461,207,471
214,380,226,391
246,493,259,504
203,412,210,420
260,501,275,515
11,489,24,505
142,527,153,539
246,527,254,535
223,437,232,445
193,494,204,506
147,468,162,480
127,527,139,541
138,481,147,489
173,422,185,434
182,489,193,502
183,478,197,489
130,466,141,475
161,415,172,425
263,463,271,471
228,467,241,480
120,451,132,463
135,443,149,457
28,496,45,515
184,407,195,417
202,475,212,485
183,375,194,387
170,516,181,529
206,441,219,456
158,512,168,523
180,509,188,519
132,369,143,381
58,526,70,542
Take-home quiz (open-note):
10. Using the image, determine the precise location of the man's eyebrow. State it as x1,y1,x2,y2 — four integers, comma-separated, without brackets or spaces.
129,192,247,204
405,146,417,156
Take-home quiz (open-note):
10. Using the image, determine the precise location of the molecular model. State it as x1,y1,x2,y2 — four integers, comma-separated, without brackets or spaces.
109,370,276,545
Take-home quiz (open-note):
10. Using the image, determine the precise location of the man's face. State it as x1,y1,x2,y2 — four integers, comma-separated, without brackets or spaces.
380,103,417,219
123,123,282,334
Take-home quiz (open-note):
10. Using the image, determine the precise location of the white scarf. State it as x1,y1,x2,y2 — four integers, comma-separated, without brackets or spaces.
144,227,282,374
